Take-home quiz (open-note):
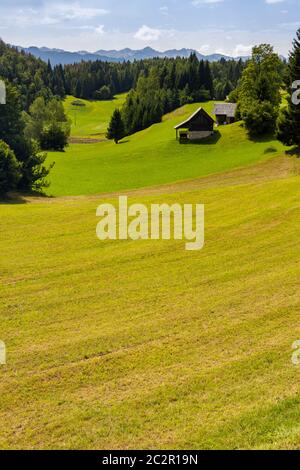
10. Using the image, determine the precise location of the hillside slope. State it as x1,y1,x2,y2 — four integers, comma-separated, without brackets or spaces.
65,94,127,140
47,100,288,197
1,160,300,449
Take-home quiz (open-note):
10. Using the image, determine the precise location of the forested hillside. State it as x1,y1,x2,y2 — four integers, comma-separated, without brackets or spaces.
0,38,245,138
64,53,244,102
121,54,244,134
63,53,245,136
0,40,69,195
0,40,65,110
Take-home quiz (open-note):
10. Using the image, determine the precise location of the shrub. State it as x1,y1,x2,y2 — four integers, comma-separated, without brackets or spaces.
0,140,21,196
40,122,69,151
93,85,113,101
242,101,278,136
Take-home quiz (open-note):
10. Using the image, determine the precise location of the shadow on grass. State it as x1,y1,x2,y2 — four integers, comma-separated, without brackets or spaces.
180,130,221,145
248,132,278,144
264,146,278,154
286,146,300,157
0,190,53,205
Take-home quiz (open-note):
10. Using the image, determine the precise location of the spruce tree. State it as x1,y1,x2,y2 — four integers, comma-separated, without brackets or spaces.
0,141,21,196
106,109,125,144
276,28,300,147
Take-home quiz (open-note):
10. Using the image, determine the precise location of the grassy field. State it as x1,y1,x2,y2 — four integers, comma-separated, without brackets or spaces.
1,157,300,449
1,95,300,449
65,94,127,139
46,100,288,196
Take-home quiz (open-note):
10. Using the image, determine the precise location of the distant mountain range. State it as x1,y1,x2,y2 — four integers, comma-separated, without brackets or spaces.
17,45,251,66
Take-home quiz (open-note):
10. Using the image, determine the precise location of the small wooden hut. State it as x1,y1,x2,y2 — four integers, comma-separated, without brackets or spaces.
174,107,215,143
213,103,237,125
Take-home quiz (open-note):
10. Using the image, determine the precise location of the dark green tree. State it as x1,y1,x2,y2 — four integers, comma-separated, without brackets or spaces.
276,28,300,147
0,83,53,192
24,96,70,151
40,122,69,151
17,139,53,192
0,140,21,196
94,85,112,100
107,109,125,144
237,44,282,136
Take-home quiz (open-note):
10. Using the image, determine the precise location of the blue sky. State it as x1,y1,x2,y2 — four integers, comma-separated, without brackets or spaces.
0,0,299,55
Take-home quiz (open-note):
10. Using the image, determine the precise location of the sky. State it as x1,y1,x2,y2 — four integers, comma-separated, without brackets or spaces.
0,0,299,56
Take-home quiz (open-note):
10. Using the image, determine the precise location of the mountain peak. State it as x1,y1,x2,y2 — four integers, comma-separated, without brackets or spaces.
18,45,251,66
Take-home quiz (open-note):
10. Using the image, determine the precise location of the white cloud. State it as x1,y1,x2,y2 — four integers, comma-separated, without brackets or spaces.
1,2,110,27
233,44,253,56
199,44,210,52
134,25,163,41
53,2,109,20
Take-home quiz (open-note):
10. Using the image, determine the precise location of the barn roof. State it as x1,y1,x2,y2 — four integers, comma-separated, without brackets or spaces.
213,103,237,118
174,107,215,130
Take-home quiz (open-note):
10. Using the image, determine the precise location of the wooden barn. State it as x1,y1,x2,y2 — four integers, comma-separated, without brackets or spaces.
174,107,215,143
213,103,237,125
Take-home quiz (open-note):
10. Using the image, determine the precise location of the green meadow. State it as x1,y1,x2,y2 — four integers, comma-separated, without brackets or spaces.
65,93,127,139
46,99,287,197
1,94,300,449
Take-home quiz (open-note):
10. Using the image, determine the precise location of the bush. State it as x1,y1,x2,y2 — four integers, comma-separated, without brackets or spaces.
93,85,113,101
40,122,69,151
242,101,278,136
25,96,71,151
194,87,211,102
71,100,86,107
0,140,21,196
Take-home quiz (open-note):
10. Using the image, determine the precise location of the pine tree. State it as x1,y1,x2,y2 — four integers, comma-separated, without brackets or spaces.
107,109,125,144
0,140,21,196
276,28,300,147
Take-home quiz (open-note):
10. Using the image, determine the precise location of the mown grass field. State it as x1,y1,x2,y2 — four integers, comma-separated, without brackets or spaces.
65,93,127,139
1,158,300,449
1,95,300,449
46,99,288,196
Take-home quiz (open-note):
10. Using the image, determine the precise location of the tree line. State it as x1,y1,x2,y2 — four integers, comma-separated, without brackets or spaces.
0,40,65,110
63,53,244,104
227,29,299,149
0,40,70,196
107,53,245,138
1,30,299,195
